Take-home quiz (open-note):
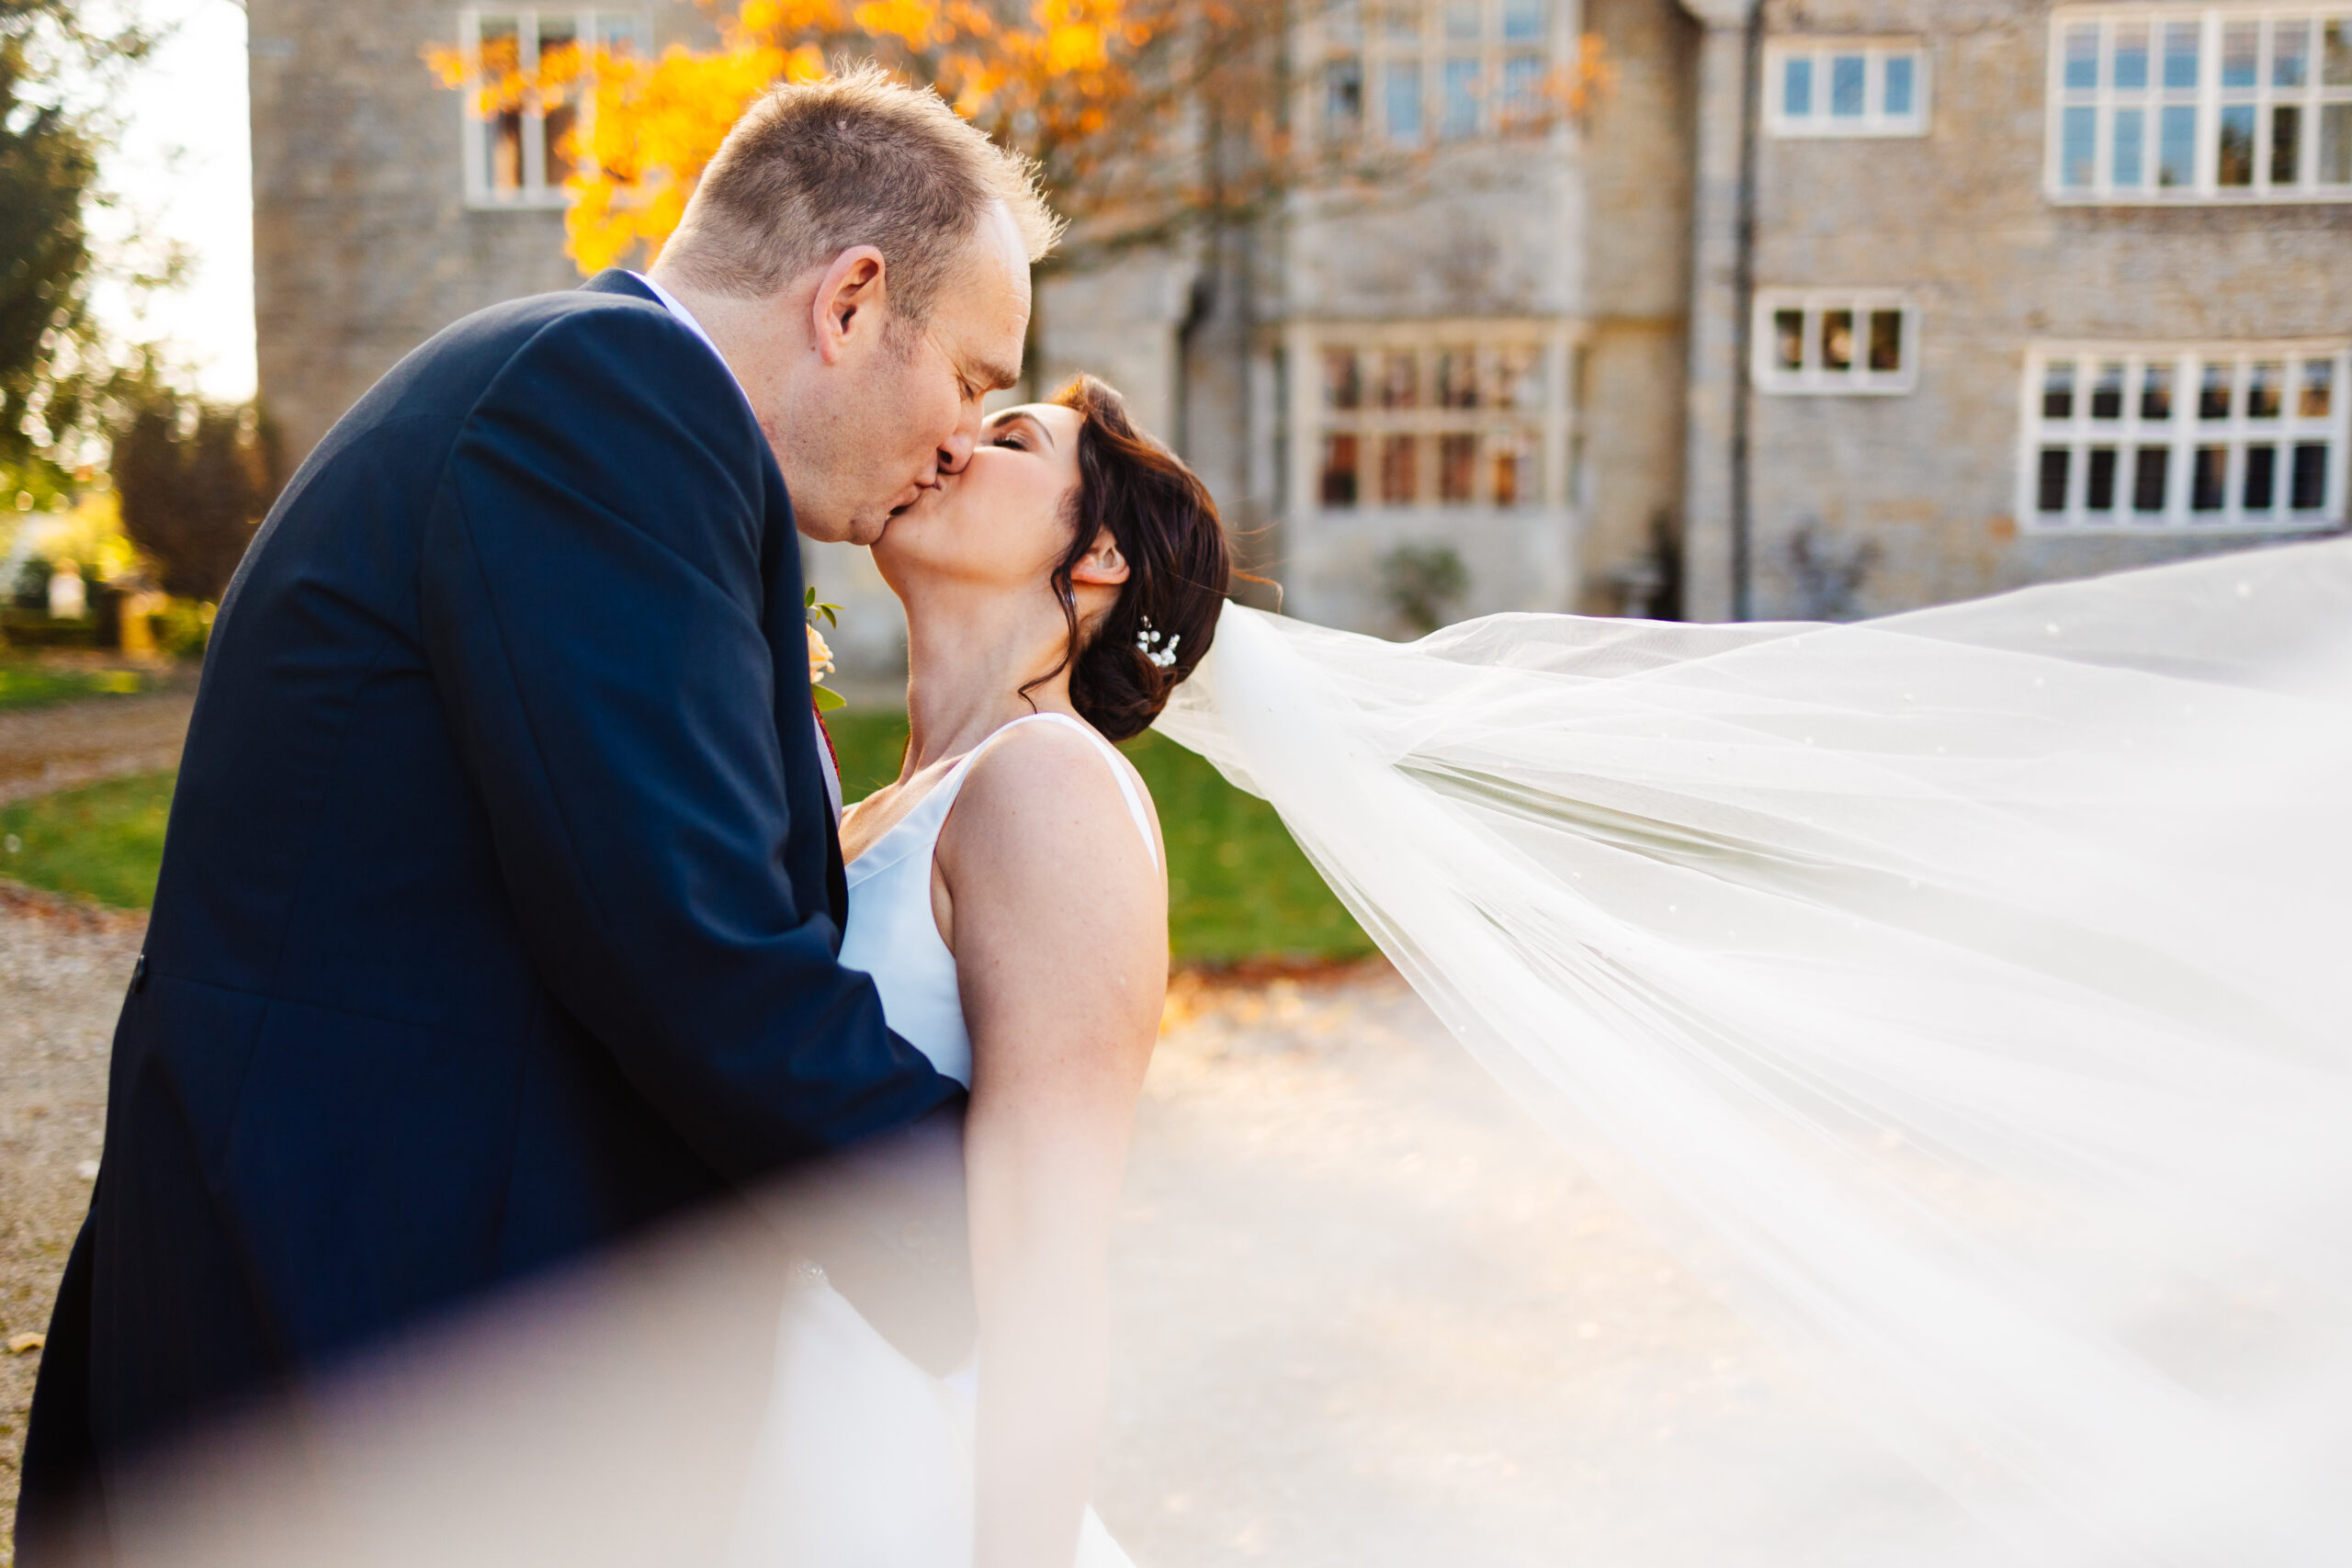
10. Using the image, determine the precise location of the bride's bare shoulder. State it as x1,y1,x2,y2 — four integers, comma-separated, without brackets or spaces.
944,716,1162,884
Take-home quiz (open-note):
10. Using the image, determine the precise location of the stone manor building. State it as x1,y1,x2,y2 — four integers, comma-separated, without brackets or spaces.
248,0,2352,664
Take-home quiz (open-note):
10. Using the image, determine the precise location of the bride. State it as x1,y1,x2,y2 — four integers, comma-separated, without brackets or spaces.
728,375,1227,1568
734,367,2352,1568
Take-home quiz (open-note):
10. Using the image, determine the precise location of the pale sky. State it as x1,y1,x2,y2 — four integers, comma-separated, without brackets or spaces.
86,0,255,401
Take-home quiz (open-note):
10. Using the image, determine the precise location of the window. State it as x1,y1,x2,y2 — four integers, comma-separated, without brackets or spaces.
2022,342,2349,530
1753,291,1921,395
2048,7,2352,201
1767,39,1931,136
459,8,646,208
1300,325,1574,515
1316,0,1556,150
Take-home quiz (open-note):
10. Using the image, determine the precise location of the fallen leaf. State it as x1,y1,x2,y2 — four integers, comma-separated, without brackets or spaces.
7,1332,45,1355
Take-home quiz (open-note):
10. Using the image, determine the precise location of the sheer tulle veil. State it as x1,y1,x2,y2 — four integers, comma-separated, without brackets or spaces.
1153,538,2352,1565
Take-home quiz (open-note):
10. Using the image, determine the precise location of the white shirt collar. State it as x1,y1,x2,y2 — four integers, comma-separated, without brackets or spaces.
628,270,751,405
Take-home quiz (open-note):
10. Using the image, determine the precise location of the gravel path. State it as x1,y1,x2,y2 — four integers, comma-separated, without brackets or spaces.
0,892,139,1562
0,693,194,807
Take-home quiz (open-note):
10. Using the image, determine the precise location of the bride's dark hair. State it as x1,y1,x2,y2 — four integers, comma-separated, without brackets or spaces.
1032,375,1230,743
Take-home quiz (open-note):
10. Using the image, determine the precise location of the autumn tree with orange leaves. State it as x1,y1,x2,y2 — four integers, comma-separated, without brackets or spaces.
431,2,1611,288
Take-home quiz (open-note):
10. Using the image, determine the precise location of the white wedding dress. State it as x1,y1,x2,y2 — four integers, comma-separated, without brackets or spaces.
726,711,1151,1568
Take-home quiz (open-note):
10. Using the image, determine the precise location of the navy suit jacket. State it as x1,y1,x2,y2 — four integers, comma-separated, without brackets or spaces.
18,271,964,1553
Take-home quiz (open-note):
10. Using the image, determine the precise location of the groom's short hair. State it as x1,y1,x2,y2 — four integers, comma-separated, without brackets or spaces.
662,63,1061,333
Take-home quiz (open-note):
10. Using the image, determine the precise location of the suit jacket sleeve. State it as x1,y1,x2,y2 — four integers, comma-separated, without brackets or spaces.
416,303,961,1182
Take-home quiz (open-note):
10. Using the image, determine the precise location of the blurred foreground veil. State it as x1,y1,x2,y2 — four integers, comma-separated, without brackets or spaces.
1155,538,2352,1567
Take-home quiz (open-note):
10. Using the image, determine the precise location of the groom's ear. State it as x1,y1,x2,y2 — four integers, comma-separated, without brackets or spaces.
811,245,888,364
1069,528,1129,588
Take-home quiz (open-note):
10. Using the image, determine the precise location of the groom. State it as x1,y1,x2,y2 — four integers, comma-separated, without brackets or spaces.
17,68,1058,1559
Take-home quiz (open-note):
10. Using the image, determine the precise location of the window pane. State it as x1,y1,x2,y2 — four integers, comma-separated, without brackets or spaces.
1831,54,1866,117
2218,105,2256,186
1442,0,1479,41
2115,24,2150,90
1784,57,1814,118
2327,20,2352,85
1502,54,1545,122
1490,430,1538,508
2192,447,2230,513
1385,61,1423,142
1377,350,1419,409
1884,54,1917,118
2301,360,2334,418
2087,447,2120,513
2134,448,2170,512
2222,22,2259,88
2274,17,2310,87
1501,0,1546,44
1442,57,1480,138
595,12,644,51
2323,105,2352,184
1437,348,1479,408
2038,448,2073,513
2249,363,2285,420
2245,445,2278,511
2062,107,2098,187
2163,22,2200,88
1774,309,1805,371
1320,433,1360,508
1323,347,1363,409
2274,106,2303,186
1327,58,1365,138
2091,363,2124,419
1438,434,1477,502
2291,445,2329,509
2160,107,2198,187
2201,363,2235,420
2114,108,2147,186
2043,361,2075,420
1868,310,1904,373
544,101,580,185
1821,310,1855,373
2064,24,2099,90
2142,364,2175,421
1493,345,1545,410
491,110,525,194
1379,435,1419,504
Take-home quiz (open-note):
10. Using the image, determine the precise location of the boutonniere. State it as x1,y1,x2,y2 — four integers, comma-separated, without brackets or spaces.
806,587,846,712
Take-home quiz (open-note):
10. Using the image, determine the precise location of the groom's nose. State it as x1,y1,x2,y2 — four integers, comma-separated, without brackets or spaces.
934,406,982,477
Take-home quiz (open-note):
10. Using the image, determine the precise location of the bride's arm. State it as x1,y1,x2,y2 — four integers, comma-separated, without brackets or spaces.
936,727,1166,1568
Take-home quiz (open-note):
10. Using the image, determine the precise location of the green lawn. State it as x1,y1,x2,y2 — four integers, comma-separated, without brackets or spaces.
0,662,144,710
0,769,176,908
0,714,1370,962
829,708,1369,964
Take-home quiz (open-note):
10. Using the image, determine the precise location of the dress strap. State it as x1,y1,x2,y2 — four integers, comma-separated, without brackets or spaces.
966,712,1159,871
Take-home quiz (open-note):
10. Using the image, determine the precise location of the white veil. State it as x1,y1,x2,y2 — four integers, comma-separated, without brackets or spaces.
1153,538,2352,1566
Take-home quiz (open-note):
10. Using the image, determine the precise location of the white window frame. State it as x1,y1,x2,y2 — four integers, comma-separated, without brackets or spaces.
458,8,647,209
2019,341,2350,532
1752,291,1922,396
1283,320,1581,525
1307,0,1573,152
1765,38,1931,138
2047,6,2352,203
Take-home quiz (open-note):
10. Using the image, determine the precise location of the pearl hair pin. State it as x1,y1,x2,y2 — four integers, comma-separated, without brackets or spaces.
1136,618,1181,670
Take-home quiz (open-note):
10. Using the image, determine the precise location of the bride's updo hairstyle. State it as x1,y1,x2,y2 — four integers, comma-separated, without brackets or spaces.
1038,375,1230,742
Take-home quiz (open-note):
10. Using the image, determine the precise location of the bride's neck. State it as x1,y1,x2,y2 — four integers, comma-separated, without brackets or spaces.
899,591,1078,776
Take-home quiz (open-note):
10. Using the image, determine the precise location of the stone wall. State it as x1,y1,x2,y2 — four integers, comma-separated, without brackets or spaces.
1683,0,2352,621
